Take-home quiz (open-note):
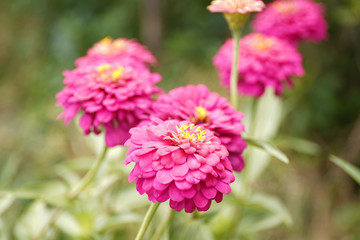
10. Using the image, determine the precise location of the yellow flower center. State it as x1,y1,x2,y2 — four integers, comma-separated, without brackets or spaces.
191,106,210,124
176,123,206,142
96,64,125,83
95,37,127,55
252,34,274,51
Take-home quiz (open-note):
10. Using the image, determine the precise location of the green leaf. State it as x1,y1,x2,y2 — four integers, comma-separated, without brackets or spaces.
96,213,142,232
244,137,289,164
237,193,292,234
55,212,83,237
0,218,10,240
0,195,15,216
274,136,321,156
0,154,21,188
330,155,360,185
14,201,50,239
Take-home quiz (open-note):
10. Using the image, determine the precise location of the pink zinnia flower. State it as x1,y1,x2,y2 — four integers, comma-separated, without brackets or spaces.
75,37,157,67
213,33,305,97
207,0,265,14
151,85,246,172
124,120,235,212
253,0,328,45
56,59,162,147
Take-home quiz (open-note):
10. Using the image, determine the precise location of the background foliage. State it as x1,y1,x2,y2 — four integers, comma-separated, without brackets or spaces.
0,0,359,239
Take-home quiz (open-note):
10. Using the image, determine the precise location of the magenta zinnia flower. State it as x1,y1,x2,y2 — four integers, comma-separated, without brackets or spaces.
213,33,305,97
151,84,246,172
207,0,265,14
56,59,162,147
75,37,157,67
124,120,235,212
253,0,327,45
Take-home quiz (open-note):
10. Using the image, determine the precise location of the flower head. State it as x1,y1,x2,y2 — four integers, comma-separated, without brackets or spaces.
213,33,305,97
152,85,246,172
124,119,235,212
75,37,157,67
56,59,162,147
253,0,327,45
207,0,265,14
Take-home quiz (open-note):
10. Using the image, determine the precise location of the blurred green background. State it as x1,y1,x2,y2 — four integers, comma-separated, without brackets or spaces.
0,0,359,239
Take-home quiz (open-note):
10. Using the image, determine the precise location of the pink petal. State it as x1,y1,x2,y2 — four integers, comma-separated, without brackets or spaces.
175,180,192,190
191,169,206,180
197,200,211,212
184,199,196,213
169,200,185,211
194,154,206,164
215,192,223,203
142,178,154,191
199,164,213,174
96,109,113,123
153,177,169,191
64,104,80,124
155,190,169,202
172,149,186,164
79,113,93,130
215,180,231,194
201,186,217,199
206,154,220,166
135,148,155,156
187,155,201,170
182,187,197,198
156,169,173,184
169,184,184,201
128,164,141,182
194,192,209,208
172,163,189,177
186,172,200,184
160,154,173,168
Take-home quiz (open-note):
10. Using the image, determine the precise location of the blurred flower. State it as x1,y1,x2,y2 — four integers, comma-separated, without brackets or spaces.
75,37,157,67
152,84,247,172
207,0,265,14
253,0,327,45
208,0,265,30
56,59,162,147
213,33,305,97
124,120,235,212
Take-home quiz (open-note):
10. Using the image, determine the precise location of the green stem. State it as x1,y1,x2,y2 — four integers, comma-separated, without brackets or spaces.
230,30,242,110
68,146,108,199
151,209,174,240
34,145,108,240
135,202,160,240
248,98,259,138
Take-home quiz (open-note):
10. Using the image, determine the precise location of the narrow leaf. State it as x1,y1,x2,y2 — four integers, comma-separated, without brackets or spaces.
244,137,289,164
274,136,321,156
330,155,360,185
0,195,15,215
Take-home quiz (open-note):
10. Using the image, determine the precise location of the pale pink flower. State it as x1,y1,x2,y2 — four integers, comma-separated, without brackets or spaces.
253,0,328,45
207,0,265,14
75,37,157,67
56,59,162,147
213,33,305,97
125,120,235,212
152,85,247,172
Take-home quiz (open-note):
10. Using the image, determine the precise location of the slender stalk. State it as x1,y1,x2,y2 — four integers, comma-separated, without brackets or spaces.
33,206,63,240
34,145,108,240
230,30,242,110
135,202,160,240
248,98,259,138
68,146,108,199
151,209,174,240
